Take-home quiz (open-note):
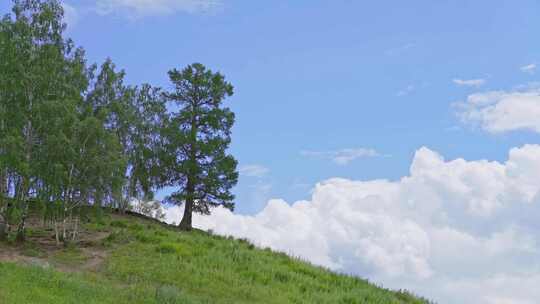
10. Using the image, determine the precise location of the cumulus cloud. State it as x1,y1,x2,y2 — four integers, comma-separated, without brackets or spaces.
457,86,540,133
94,0,222,17
163,145,540,304
520,63,536,74
443,274,540,304
239,164,269,178
301,148,382,165
453,78,486,88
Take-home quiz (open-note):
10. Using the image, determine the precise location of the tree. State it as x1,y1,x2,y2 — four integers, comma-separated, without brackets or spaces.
0,0,79,241
84,59,131,211
2,0,226,242
0,12,12,241
124,84,167,206
86,60,167,212
163,63,238,231
0,0,132,243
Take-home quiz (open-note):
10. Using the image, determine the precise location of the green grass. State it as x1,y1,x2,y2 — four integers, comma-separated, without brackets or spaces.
51,247,88,267
0,263,137,304
0,213,432,304
20,242,47,258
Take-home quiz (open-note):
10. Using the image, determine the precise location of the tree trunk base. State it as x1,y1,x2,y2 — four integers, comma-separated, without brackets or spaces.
15,217,26,243
178,220,192,231
179,199,193,231
0,215,6,241
15,231,25,243
0,227,6,242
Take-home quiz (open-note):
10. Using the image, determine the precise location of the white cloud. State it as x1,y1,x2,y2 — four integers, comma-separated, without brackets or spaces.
239,164,269,178
453,78,486,88
162,145,540,304
443,274,540,304
520,63,536,74
94,0,222,17
457,86,540,133
301,148,382,165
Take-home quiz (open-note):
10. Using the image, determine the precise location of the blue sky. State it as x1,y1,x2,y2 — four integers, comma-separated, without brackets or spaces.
2,1,538,213
3,1,540,303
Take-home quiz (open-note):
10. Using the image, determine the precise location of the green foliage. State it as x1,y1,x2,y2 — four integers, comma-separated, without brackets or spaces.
0,0,86,241
1,0,239,240
162,63,239,229
85,60,166,211
0,0,167,241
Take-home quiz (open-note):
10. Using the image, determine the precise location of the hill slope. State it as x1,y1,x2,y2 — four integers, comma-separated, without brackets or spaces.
0,211,432,304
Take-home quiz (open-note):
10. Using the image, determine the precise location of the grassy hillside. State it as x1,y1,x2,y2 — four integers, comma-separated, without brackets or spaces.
0,211,432,304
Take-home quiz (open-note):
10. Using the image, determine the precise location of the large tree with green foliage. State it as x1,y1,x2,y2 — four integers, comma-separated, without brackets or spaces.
85,60,167,212
163,63,238,230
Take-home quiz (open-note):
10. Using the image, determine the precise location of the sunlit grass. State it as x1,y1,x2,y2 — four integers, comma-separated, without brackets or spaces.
0,212,433,304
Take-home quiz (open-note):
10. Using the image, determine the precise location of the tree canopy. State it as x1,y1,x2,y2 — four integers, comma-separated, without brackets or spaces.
162,64,238,230
0,0,237,241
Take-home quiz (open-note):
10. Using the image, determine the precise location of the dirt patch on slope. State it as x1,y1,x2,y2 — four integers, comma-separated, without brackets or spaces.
0,221,111,273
